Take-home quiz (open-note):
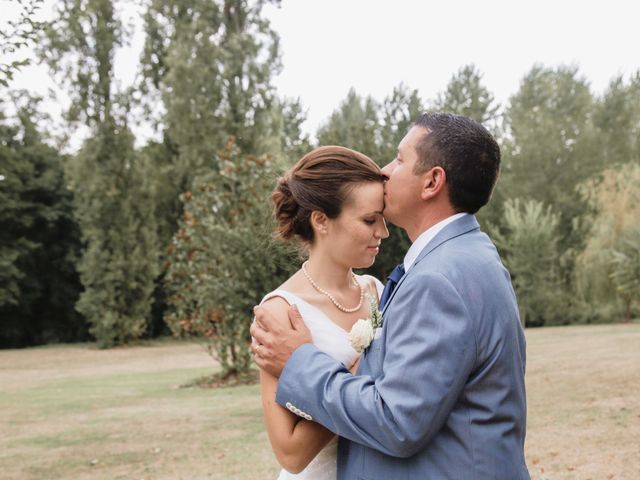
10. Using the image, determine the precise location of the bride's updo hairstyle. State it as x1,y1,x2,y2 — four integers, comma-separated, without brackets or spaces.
273,146,383,243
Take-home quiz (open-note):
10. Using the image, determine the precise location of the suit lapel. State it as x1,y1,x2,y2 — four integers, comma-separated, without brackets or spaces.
381,215,480,316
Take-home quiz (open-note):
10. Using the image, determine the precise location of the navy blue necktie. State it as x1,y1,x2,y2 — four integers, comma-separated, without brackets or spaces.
379,263,405,310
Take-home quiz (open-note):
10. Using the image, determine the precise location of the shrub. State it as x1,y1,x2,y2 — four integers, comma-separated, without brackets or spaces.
165,138,295,377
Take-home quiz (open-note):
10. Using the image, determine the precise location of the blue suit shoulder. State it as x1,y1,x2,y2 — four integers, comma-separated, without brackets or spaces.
414,227,506,286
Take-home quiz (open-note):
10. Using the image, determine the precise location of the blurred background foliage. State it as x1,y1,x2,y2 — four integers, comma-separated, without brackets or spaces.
1,0,639,377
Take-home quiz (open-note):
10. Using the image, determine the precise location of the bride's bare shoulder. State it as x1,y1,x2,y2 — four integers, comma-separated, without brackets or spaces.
259,295,291,324
260,271,305,322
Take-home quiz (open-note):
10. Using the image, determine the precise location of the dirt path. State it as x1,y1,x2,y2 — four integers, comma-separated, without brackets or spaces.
0,341,215,392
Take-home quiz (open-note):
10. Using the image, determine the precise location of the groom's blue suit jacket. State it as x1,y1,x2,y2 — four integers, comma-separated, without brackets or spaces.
276,215,530,479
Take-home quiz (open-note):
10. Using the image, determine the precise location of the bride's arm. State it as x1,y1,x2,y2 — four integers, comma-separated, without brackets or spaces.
258,297,335,473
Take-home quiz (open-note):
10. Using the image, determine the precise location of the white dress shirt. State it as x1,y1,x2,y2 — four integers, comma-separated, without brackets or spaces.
403,213,469,273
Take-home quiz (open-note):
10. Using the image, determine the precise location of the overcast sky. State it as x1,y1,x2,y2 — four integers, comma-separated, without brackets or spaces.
265,0,640,133
3,0,640,145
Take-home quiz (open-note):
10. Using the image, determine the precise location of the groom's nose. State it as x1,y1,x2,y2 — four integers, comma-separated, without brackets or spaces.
380,161,393,178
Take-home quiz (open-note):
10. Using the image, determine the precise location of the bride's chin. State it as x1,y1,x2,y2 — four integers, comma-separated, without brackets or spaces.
358,257,376,269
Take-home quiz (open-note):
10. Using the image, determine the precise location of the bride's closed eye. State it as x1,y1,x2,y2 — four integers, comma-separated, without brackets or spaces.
363,218,376,225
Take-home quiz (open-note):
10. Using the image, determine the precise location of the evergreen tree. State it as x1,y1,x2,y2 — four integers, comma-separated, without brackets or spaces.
317,88,381,160
501,65,598,290
41,0,159,346
378,84,424,163
272,96,312,164
491,199,566,327
68,125,159,346
432,64,500,128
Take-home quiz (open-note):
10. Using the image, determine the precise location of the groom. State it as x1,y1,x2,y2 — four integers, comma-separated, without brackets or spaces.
251,113,530,479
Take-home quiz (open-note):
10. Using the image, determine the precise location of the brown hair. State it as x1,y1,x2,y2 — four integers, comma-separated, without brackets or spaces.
272,146,383,243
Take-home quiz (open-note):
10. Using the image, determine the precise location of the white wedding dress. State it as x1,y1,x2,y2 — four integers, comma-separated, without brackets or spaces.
260,277,383,480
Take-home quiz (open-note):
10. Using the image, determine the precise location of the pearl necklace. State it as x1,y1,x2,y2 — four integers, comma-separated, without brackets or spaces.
301,261,364,313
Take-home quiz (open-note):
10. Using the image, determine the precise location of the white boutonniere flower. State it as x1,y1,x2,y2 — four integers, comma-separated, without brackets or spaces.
349,294,383,353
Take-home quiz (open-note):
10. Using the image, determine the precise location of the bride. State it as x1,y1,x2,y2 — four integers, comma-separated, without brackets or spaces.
257,145,388,479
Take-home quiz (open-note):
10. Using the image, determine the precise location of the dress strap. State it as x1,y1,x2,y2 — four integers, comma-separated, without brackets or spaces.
356,275,385,303
260,289,298,306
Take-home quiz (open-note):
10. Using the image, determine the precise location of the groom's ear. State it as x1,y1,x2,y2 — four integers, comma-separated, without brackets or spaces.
310,210,329,235
421,166,447,201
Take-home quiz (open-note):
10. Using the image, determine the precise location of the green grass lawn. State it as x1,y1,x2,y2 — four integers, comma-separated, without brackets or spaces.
1,324,638,479
0,343,279,480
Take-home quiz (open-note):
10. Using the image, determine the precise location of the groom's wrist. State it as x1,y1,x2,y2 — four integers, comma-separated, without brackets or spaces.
275,344,316,408
279,343,316,381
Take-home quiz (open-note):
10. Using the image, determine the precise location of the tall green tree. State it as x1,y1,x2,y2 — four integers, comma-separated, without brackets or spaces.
139,0,290,336
40,0,159,346
432,64,500,128
271,96,312,164
502,65,597,217
593,72,640,166
316,88,381,160
39,0,126,126
139,0,288,237
501,65,598,289
141,0,283,177
68,126,159,347
0,96,85,347
378,84,424,163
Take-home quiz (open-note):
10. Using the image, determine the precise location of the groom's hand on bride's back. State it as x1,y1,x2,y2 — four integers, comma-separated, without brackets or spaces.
250,304,312,378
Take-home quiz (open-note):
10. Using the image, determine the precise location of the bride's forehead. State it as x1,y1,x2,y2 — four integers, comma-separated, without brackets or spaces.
344,182,384,210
